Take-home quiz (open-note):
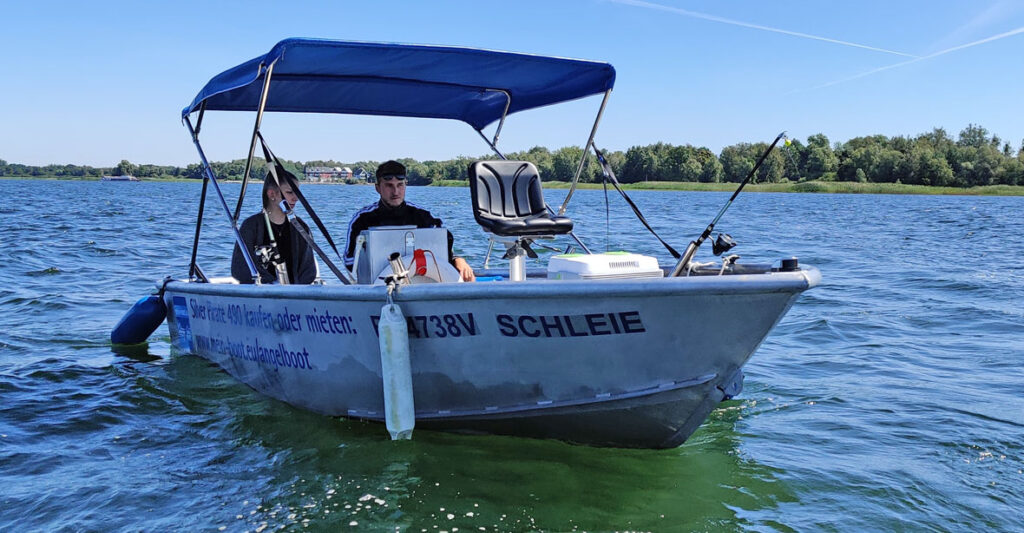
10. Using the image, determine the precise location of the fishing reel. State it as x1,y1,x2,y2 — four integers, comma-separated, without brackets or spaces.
256,243,291,284
712,233,737,256
255,244,284,270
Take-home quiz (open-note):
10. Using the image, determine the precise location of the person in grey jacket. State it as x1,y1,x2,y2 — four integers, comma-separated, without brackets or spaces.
231,174,318,284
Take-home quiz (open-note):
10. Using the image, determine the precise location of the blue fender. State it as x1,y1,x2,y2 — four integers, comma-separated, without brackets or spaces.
111,295,167,344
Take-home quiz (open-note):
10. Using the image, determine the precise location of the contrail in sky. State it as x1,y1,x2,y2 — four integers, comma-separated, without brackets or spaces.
804,24,1024,91
610,0,919,57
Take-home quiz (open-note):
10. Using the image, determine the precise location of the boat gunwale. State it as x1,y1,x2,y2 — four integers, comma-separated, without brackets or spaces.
162,266,820,302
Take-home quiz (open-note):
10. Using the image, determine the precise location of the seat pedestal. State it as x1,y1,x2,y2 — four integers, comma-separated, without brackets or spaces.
507,242,528,282
486,235,532,281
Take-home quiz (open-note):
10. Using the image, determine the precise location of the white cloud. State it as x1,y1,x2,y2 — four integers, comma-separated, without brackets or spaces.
609,0,918,57
801,24,1024,92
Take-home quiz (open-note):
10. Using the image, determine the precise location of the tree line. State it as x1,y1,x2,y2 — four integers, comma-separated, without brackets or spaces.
3,124,1022,187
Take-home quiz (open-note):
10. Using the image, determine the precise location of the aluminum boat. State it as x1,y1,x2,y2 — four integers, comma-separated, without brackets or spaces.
117,38,819,448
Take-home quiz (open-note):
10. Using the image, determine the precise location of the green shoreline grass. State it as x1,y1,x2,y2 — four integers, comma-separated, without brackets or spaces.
5,175,1023,195
434,179,1024,196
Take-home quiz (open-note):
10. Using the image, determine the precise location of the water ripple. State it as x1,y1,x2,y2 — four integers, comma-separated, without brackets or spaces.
1,181,1023,531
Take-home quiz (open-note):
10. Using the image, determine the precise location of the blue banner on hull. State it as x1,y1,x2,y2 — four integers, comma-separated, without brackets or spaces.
172,296,193,352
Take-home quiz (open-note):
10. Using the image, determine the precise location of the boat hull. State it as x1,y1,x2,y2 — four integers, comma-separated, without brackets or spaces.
162,268,819,448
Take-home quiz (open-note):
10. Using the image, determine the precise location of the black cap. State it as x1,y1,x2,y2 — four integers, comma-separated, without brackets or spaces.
377,160,406,180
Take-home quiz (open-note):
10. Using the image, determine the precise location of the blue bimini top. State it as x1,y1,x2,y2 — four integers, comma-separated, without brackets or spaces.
183,38,617,131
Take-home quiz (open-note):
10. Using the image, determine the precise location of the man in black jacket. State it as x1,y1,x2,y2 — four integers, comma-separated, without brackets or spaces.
344,160,475,281
231,174,318,284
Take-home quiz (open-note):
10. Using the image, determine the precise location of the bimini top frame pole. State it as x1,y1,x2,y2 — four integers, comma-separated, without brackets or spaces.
558,89,611,216
489,89,512,148
233,61,276,223
475,89,512,160
184,114,260,281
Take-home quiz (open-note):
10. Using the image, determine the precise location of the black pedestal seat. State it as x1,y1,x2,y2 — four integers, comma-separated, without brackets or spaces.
468,160,573,237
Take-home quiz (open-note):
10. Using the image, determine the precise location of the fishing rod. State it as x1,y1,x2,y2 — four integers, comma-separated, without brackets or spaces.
261,210,290,284
669,131,787,277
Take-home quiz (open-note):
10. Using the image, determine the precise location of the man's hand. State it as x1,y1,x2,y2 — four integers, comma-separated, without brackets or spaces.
453,257,475,282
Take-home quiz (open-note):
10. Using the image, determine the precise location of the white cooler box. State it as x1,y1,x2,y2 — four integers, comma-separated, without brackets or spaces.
547,252,663,280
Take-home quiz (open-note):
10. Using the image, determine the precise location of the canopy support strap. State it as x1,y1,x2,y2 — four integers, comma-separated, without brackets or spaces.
592,144,680,259
559,89,611,216
475,129,507,160
184,115,261,282
234,61,276,223
289,214,355,284
258,133,355,284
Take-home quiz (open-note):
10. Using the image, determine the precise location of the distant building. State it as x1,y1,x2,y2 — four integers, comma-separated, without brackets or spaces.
304,166,358,182
304,166,346,182
352,168,370,183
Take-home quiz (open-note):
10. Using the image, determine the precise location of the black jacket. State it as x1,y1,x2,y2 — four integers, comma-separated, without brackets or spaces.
343,201,454,266
231,212,318,284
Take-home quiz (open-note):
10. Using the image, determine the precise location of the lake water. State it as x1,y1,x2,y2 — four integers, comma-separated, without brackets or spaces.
1,179,1021,531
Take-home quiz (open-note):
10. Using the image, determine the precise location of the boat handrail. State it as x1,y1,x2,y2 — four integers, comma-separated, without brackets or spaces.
184,114,260,282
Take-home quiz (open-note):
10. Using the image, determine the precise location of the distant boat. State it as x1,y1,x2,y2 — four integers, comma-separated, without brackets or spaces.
101,175,140,182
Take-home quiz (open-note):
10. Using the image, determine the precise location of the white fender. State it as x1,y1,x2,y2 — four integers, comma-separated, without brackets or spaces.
378,302,415,440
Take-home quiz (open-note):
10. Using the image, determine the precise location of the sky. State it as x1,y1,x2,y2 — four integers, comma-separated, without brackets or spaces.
2,0,1023,167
